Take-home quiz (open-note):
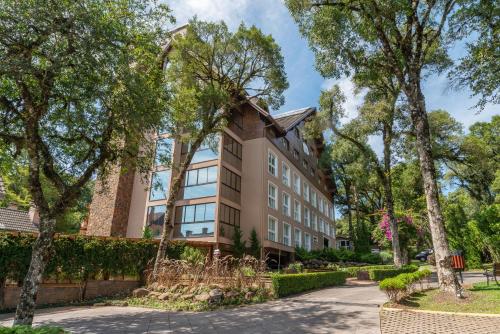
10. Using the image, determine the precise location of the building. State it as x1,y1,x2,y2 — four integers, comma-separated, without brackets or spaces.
85,98,336,264
0,177,39,233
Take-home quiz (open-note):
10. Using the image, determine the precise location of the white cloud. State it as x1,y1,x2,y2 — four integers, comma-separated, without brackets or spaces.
321,77,366,123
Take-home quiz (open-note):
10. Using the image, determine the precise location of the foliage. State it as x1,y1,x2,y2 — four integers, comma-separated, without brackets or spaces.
287,262,304,273
379,251,393,264
379,269,432,302
271,271,348,297
0,233,186,281
342,265,396,278
368,265,419,281
249,228,261,259
0,327,67,334
180,246,205,266
231,227,246,258
295,247,382,265
142,227,154,240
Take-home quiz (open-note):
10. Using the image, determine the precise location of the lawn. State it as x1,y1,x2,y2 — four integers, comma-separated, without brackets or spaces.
393,282,500,314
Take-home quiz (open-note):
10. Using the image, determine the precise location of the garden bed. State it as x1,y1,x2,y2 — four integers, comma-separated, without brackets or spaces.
389,282,500,314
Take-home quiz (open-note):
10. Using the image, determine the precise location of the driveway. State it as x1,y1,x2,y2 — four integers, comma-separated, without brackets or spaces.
0,280,386,334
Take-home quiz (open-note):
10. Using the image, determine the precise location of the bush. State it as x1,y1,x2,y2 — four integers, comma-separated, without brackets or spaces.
287,262,304,273
379,251,393,264
0,232,186,282
180,246,205,266
271,271,348,297
379,269,432,302
295,247,382,264
342,265,395,278
358,253,382,264
368,265,419,281
0,326,67,334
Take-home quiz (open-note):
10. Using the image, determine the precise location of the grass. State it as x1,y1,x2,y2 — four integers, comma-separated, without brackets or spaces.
391,282,500,314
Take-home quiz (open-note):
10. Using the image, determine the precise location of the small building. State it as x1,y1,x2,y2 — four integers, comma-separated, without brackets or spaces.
336,236,353,250
0,177,39,233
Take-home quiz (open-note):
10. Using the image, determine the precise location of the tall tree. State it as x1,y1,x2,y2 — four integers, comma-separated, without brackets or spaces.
153,19,288,276
286,0,467,294
0,0,172,325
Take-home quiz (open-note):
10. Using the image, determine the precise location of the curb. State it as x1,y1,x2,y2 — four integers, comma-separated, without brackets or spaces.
381,305,500,318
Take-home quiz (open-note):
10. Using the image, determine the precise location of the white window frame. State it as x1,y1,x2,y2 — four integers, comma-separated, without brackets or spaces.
282,162,291,187
302,141,310,155
294,228,302,248
319,197,324,213
268,150,278,177
319,218,324,233
293,172,301,195
304,207,310,227
303,182,310,202
283,222,291,246
268,215,277,242
311,213,317,231
311,191,317,208
304,233,312,251
268,181,277,210
282,191,291,217
293,199,301,223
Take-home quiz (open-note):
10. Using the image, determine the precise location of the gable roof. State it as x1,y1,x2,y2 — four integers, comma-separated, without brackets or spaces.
273,107,316,131
0,207,38,233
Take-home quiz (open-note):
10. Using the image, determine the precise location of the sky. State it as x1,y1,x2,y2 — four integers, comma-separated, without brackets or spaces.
166,0,499,140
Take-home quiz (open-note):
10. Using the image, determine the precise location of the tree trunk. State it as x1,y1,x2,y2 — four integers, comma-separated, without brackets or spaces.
382,125,403,268
14,218,56,325
152,133,207,278
406,77,461,295
344,181,355,242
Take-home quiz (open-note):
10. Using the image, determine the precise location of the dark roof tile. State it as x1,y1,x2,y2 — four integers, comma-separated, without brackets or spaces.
0,207,38,233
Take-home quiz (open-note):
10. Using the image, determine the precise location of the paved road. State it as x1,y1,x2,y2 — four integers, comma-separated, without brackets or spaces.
0,280,386,334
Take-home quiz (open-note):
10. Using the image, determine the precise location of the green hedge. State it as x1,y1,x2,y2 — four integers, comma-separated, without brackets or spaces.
379,269,432,302
0,326,67,334
0,232,186,282
368,265,419,281
295,247,383,264
271,271,348,297
342,264,395,277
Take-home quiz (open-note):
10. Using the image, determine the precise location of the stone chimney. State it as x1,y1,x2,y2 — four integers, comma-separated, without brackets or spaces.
28,202,40,226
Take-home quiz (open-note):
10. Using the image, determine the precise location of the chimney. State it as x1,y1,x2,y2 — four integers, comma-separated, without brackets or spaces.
28,202,40,226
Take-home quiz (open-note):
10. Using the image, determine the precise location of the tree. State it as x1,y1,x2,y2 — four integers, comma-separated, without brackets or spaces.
249,228,261,259
153,19,288,275
232,226,247,258
0,0,172,325
286,0,467,294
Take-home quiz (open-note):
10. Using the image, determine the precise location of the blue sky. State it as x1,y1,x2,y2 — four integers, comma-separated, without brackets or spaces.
167,0,499,135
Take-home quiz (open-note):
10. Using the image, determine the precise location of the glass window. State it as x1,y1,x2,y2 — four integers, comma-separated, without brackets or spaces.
219,204,240,226
146,205,166,238
281,137,290,151
304,233,311,251
283,223,291,246
293,173,301,195
268,182,277,210
177,203,215,237
183,137,219,163
182,166,217,199
268,150,277,177
282,162,290,187
294,228,302,248
268,216,277,242
319,218,324,233
302,142,310,155
293,200,301,223
155,137,174,166
319,197,324,213
304,207,310,227
303,182,310,202
311,213,317,231
149,170,171,201
221,167,241,192
282,192,290,216
325,223,330,236
311,191,317,208
223,133,242,160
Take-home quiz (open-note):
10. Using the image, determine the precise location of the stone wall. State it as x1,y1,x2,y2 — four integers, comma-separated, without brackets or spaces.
1,280,140,310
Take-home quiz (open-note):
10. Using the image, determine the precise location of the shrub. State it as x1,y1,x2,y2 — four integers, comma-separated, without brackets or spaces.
342,264,395,278
180,246,205,266
379,269,432,302
0,326,67,334
287,262,304,273
358,253,382,264
368,265,419,281
271,271,348,297
379,251,393,264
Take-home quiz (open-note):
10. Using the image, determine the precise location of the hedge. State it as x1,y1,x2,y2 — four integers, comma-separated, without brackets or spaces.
379,269,432,302
295,247,383,264
271,271,348,297
0,232,186,283
368,264,419,281
342,264,395,278
0,326,67,334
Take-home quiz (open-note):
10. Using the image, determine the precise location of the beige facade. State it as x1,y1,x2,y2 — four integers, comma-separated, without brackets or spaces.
86,101,336,264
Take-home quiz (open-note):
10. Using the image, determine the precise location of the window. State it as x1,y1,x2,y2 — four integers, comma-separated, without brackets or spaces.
311,213,317,231
319,197,324,213
146,205,166,238
221,167,241,192
302,159,308,170
283,223,291,246
149,170,171,201
294,228,302,248
319,218,324,233
310,167,315,177
304,233,311,251
303,182,310,202
304,207,310,227
293,200,301,223
155,137,174,166
282,192,291,216
293,173,301,195
293,149,299,160
223,133,242,160
302,142,310,155
175,203,215,237
268,150,277,177
282,162,290,187
311,191,317,208
268,182,277,210
182,137,219,163
325,223,330,236
183,166,217,199
219,203,240,226
268,215,277,242
280,137,289,151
